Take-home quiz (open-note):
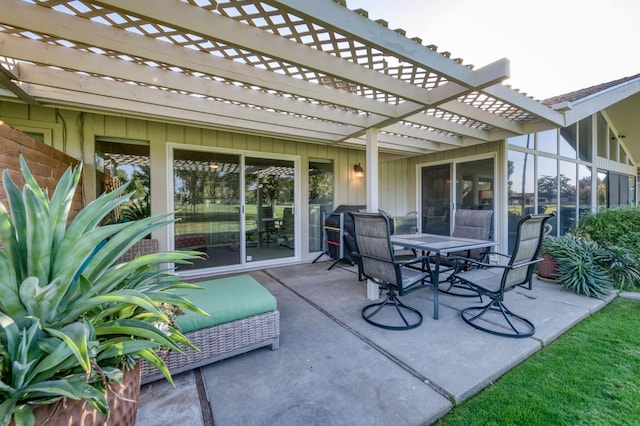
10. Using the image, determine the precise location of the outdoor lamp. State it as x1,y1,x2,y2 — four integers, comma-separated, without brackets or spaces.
353,163,365,178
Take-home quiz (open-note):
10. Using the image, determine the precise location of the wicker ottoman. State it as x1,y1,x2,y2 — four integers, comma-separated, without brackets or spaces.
141,275,280,384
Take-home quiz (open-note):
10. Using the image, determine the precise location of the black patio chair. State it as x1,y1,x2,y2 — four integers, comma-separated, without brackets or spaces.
260,206,278,247
440,209,493,297
452,213,554,338
350,212,433,330
278,207,294,249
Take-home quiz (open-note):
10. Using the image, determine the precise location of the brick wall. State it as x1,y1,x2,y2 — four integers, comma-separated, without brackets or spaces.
0,122,83,217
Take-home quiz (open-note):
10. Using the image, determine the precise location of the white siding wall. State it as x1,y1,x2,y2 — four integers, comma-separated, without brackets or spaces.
1,101,374,258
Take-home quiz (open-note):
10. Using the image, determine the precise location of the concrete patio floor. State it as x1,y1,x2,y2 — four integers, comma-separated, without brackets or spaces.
135,260,614,425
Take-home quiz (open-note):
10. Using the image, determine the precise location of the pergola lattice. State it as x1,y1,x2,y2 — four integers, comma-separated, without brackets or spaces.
0,0,565,156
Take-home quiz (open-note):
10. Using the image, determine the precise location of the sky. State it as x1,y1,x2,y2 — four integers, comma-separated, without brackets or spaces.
347,0,640,100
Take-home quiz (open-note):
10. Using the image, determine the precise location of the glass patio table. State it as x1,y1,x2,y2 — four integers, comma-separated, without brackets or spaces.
390,233,499,320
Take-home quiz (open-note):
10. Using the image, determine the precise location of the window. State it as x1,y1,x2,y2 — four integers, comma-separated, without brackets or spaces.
507,150,534,252
578,165,592,218
559,124,577,159
509,134,534,149
620,147,627,165
609,128,619,162
24,131,45,142
596,113,608,158
537,129,557,155
95,138,150,224
559,161,577,234
597,171,608,210
308,159,334,252
537,157,558,235
578,117,593,161
604,172,636,208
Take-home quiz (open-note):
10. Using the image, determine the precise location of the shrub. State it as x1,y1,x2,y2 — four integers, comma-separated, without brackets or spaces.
601,245,640,291
542,234,613,298
577,206,640,264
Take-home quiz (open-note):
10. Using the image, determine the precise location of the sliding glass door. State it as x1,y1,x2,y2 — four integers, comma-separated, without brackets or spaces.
173,150,242,270
245,157,296,262
420,157,494,235
171,147,298,272
421,163,451,235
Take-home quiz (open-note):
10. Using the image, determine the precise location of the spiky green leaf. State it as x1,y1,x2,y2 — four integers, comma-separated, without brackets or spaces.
23,187,51,286
48,162,82,255
0,251,23,319
95,319,185,353
44,322,91,373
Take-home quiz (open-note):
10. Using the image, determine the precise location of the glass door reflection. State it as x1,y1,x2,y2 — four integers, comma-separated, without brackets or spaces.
245,157,296,262
173,150,241,270
421,164,451,235
421,158,494,236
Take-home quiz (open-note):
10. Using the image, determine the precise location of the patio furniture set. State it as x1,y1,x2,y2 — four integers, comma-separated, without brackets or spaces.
141,209,551,383
350,210,554,337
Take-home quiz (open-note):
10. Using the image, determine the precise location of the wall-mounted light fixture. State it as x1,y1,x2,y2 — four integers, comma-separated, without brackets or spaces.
209,162,219,170
353,163,365,178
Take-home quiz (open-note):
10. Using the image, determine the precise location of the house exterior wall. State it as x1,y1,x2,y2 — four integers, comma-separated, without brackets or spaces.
1,101,387,261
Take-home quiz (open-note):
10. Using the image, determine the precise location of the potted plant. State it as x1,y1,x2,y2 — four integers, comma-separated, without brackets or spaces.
0,157,206,426
538,238,562,282
537,223,560,281
539,232,639,299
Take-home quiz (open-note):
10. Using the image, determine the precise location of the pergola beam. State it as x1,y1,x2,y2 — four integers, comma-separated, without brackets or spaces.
266,0,495,86
94,0,516,135
0,0,562,154
18,65,360,137
342,58,510,140
26,83,349,143
0,62,39,106
2,34,382,129
9,43,469,151
93,0,447,106
269,0,564,126
0,0,398,118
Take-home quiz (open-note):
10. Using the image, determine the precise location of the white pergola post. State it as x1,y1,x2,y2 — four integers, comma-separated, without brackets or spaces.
365,128,380,300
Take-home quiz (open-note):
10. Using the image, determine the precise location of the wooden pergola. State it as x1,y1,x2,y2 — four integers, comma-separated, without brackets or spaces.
0,0,569,208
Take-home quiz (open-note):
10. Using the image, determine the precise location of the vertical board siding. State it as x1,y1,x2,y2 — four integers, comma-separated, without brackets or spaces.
0,102,373,209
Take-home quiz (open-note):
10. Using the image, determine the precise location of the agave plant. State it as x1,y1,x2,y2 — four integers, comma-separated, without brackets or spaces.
0,157,207,426
543,234,612,299
121,198,151,222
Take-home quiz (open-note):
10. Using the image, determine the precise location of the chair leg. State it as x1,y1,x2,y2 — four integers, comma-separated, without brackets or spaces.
362,289,423,330
440,275,483,301
439,261,482,301
461,299,535,338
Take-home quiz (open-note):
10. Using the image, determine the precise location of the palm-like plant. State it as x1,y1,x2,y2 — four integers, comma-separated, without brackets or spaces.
0,157,206,426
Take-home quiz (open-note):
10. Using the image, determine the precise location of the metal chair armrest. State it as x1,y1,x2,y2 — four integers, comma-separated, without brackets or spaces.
352,251,429,267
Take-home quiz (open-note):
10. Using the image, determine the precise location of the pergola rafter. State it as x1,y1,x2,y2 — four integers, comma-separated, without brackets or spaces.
0,0,565,155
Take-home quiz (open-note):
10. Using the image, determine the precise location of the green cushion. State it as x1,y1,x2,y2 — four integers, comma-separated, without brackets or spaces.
176,275,277,333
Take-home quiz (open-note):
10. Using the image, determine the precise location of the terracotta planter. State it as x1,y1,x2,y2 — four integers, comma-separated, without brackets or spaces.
537,252,560,281
25,362,141,426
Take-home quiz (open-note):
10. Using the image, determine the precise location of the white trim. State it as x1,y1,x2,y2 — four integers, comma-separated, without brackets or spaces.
3,120,57,145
